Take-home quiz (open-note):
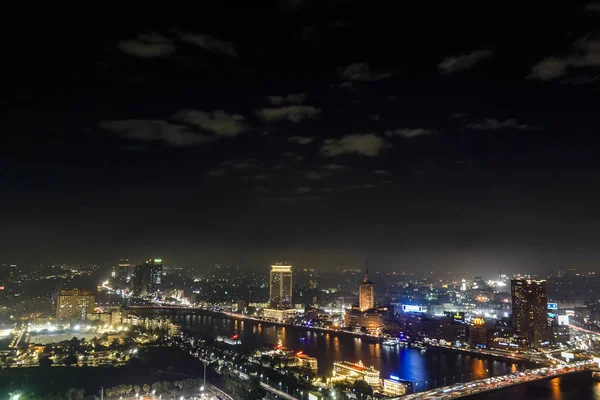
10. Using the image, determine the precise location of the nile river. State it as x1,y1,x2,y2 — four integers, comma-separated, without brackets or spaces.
149,311,600,399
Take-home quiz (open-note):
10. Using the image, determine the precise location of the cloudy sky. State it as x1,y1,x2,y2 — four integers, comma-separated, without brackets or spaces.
2,1,600,274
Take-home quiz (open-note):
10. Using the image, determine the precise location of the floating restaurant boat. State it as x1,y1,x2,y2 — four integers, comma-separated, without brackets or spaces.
216,334,241,345
332,361,381,386
382,338,400,346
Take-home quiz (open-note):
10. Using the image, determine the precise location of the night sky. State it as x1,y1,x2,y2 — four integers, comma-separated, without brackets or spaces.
2,2,600,274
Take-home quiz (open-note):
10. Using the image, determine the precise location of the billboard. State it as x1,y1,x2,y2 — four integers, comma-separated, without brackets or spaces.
561,351,574,361
402,305,423,313
558,315,569,326
547,303,558,310
445,311,465,323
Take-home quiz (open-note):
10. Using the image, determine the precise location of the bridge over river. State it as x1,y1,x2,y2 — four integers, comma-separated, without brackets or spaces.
396,362,594,400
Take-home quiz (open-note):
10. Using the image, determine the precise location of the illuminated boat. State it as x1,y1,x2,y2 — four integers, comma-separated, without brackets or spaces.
382,338,399,346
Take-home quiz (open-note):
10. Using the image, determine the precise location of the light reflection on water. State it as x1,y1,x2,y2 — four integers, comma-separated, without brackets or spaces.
168,313,532,387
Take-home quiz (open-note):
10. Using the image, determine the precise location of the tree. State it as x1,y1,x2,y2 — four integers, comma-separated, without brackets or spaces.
353,380,373,400
65,388,85,400
63,354,78,367
69,337,81,352
142,383,150,393
39,355,54,367
43,343,53,354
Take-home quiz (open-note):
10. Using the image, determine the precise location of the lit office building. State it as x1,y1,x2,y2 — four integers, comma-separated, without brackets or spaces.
382,376,413,396
131,258,163,296
468,317,487,348
511,279,550,348
56,289,95,320
359,266,374,311
116,258,132,280
270,263,293,308
344,265,383,334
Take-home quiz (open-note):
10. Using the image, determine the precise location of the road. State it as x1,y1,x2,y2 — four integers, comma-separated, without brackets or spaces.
233,368,298,400
398,361,593,400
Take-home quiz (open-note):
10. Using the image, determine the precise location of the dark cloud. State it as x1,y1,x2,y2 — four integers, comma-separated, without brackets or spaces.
305,171,329,180
100,120,207,146
465,118,539,130
385,128,436,138
255,105,322,122
295,186,312,194
266,93,308,105
207,168,226,177
118,32,176,58
337,62,392,82
288,136,315,145
528,38,600,82
438,50,494,74
585,2,600,13
321,134,387,157
171,109,247,136
174,31,237,57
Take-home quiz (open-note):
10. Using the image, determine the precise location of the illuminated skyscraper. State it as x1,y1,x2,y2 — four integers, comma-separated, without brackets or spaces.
116,258,132,280
270,263,292,308
132,258,163,295
359,265,374,311
511,279,550,348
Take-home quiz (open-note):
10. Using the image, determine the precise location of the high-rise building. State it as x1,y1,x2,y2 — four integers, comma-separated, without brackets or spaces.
359,266,374,311
511,279,550,348
131,258,163,295
56,289,95,320
270,263,292,308
8,265,18,283
116,258,132,280
468,317,487,348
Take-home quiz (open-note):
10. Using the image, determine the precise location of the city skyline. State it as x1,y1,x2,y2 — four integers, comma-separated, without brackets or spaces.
2,3,600,399
2,3,600,273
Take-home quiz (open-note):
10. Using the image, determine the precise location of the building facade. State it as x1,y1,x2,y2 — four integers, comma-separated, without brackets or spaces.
468,317,487,348
56,289,95,320
359,267,374,311
270,263,293,308
344,309,384,333
511,279,550,348
382,377,413,396
132,258,163,295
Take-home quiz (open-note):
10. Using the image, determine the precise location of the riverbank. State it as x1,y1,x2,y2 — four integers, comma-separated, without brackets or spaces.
132,307,541,366
426,344,543,367
133,308,531,384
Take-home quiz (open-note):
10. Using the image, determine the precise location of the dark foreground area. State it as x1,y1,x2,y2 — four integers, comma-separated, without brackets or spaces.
0,347,211,399
470,373,600,400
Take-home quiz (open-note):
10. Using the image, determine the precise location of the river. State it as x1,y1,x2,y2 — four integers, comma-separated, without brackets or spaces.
145,310,600,398
161,312,527,388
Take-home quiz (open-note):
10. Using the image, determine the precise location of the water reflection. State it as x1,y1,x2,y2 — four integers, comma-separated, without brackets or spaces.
177,313,529,387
